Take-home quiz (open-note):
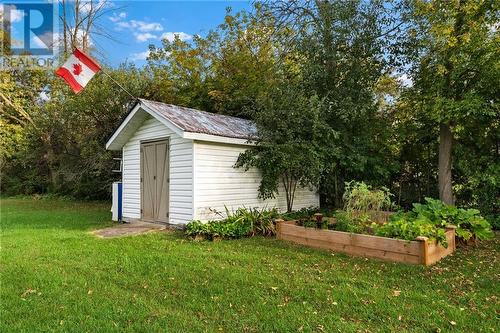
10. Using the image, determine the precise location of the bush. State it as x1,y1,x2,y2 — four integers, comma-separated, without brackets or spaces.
185,207,279,240
343,181,394,214
372,198,494,246
185,219,251,240
411,198,494,242
486,215,500,231
374,214,448,247
281,207,319,221
331,211,369,234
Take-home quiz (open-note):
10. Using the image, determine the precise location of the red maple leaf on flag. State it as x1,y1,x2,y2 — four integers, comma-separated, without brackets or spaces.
72,63,83,76
56,48,101,93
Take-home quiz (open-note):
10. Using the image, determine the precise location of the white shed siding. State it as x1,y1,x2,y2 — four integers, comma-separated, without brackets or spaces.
193,141,319,221
122,115,193,224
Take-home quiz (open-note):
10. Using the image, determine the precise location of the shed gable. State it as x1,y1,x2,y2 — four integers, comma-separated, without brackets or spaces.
106,99,257,151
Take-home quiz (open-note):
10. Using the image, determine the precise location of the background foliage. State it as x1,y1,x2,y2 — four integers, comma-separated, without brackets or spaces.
1,1,498,222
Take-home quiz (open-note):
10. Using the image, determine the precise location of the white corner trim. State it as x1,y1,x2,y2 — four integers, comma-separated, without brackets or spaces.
183,132,256,146
191,141,197,221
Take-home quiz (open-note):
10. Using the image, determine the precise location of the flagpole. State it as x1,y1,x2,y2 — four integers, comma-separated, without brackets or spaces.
100,69,136,100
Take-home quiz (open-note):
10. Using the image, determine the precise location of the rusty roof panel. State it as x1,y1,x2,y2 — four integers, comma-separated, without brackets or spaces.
139,99,257,140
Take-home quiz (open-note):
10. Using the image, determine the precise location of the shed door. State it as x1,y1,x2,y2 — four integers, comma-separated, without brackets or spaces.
141,140,169,222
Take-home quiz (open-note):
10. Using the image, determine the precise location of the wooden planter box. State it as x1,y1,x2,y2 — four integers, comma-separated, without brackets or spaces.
276,220,456,265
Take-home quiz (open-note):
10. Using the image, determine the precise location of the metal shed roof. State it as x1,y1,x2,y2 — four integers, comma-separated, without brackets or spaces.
138,99,257,140
106,99,257,150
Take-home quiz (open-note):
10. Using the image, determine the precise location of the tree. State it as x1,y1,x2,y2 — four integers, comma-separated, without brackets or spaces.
236,84,336,212
60,0,116,54
405,0,499,204
147,4,285,117
1,65,152,198
266,0,399,207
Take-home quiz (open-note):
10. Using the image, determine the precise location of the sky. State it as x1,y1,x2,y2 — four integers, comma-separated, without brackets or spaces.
3,0,253,67
92,0,253,67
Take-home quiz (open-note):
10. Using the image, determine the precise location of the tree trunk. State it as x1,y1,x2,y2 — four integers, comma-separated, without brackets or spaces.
438,123,453,205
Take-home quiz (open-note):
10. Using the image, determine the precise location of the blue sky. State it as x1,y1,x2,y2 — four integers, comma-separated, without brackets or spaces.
92,0,253,67
4,0,252,67
86,0,253,67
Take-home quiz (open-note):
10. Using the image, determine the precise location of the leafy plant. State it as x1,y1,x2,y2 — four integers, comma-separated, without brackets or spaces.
331,211,359,233
185,207,279,240
410,198,494,242
281,207,319,221
373,215,448,248
185,219,252,240
486,215,500,231
331,211,372,234
343,181,394,214
372,198,494,246
299,219,317,228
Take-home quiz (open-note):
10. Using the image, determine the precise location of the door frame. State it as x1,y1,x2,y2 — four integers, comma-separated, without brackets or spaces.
140,137,170,223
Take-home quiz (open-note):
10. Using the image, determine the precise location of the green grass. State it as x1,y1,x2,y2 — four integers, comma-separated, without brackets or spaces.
1,198,499,332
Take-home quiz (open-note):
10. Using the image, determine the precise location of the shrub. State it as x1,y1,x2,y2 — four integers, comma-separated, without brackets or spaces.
411,198,494,242
486,214,500,231
331,211,368,234
185,207,279,240
343,181,394,214
185,219,251,240
373,214,448,247
372,198,494,246
281,207,319,221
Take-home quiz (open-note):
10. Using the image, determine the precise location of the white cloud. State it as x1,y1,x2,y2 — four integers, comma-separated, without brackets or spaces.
134,32,157,42
109,12,191,45
32,31,60,49
32,29,92,51
160,32,192,42
116,20,163,32
79,0,112,15
109,11,126,22
130,50,150,61
0,5,25,23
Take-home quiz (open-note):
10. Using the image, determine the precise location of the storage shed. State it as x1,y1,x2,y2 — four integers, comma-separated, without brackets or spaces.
106,99,319,225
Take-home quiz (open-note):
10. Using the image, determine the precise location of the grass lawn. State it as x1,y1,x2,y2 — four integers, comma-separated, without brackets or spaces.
1,198,499,332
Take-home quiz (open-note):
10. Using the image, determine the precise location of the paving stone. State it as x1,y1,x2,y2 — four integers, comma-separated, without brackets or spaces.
92,221,166,238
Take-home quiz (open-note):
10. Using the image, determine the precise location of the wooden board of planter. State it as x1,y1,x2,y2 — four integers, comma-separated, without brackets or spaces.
276,219,456,265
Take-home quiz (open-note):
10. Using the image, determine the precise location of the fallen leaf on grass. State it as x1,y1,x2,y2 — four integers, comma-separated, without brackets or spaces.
21,289,37,297
392,290,401,297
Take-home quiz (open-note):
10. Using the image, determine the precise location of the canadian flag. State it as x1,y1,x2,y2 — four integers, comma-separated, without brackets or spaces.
55,48,101,93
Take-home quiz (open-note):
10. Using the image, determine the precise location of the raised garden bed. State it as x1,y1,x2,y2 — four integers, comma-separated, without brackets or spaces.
276,220,456,265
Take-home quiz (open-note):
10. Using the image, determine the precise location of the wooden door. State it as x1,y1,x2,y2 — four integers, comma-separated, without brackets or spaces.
141,140,169,222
